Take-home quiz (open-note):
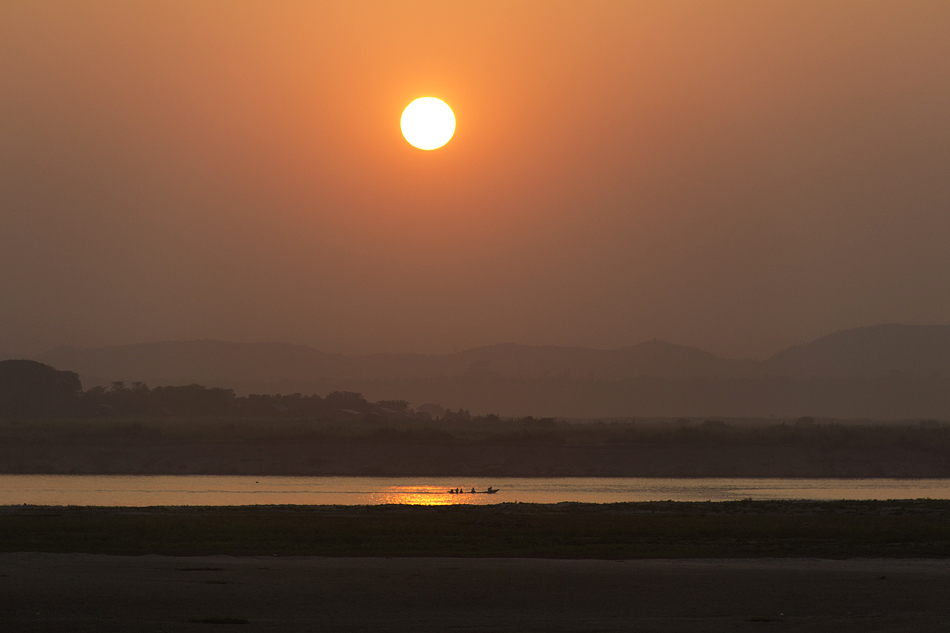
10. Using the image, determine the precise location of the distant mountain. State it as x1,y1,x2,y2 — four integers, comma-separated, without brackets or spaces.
38,324,950,388
762,324,950,379
37,338,752,387
32,324,950,418
38,341,348,386
445,341,754,380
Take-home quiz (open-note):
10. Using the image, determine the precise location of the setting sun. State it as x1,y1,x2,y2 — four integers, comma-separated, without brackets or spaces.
400,97,456,150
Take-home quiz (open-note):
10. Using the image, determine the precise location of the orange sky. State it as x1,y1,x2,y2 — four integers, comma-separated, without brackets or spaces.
2,1,949,358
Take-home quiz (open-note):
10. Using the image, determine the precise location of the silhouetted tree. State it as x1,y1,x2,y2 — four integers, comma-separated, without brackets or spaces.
325,391,367,412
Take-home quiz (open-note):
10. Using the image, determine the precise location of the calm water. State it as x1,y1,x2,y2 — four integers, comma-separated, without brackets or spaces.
2,475,950,506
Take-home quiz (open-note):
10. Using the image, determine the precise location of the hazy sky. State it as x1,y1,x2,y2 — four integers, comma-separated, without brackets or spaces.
2,1,949,359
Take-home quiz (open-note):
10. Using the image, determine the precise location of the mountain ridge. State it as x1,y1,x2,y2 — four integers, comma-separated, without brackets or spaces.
762,323,950,379
36,323,950,388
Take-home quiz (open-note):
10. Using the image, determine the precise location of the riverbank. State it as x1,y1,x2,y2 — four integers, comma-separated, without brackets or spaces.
4,500,950,558
4,441,950,477
2,554,949,631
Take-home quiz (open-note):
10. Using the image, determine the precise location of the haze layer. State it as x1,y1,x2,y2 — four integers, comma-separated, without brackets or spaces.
2,1,948,357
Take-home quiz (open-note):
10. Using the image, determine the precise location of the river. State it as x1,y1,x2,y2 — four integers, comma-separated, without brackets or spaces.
2,475,950,506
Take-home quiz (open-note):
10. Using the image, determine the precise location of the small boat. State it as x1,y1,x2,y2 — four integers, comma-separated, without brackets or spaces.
447,487,499,494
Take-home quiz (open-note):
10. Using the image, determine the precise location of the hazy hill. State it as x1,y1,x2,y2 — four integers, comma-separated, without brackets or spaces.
38,338,755,388
38,324,950,387
430,340,753,380
0,360,82,418
39,341,348,386
32,324,950,418
762,324,950,379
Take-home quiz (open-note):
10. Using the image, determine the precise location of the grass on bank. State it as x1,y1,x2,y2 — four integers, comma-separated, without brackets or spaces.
3,500,950,559
3,415,950,452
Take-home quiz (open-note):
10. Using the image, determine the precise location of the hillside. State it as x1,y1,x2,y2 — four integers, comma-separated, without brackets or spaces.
38,339,754,386
761,324,950,379
40,324,950,386
32,324,950,418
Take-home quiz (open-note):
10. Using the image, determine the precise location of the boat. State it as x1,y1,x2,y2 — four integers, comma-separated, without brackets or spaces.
446,487,500,494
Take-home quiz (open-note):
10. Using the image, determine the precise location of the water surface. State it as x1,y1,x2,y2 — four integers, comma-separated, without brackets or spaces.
2,475,950,506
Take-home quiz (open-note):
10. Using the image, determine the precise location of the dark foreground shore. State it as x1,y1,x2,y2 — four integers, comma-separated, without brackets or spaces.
2,554,949,632
5,503,950,631
4,500,950,558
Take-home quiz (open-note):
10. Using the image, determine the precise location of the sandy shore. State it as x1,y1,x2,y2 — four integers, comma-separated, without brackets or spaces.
2,554,949,632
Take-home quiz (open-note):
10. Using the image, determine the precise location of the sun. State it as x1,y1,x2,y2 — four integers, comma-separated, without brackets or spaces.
401,97,456,150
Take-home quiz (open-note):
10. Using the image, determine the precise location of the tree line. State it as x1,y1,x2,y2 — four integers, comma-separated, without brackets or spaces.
0,360,427,420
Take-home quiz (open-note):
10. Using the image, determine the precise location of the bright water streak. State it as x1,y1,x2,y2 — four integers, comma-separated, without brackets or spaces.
3,475,950,506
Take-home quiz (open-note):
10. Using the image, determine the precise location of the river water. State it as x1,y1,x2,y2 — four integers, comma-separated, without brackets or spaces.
2,475,950,506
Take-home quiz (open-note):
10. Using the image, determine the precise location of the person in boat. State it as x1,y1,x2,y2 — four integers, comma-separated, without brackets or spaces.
471,487,476,493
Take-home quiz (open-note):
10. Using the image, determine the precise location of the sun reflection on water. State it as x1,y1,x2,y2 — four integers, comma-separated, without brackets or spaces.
371,485,498,506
